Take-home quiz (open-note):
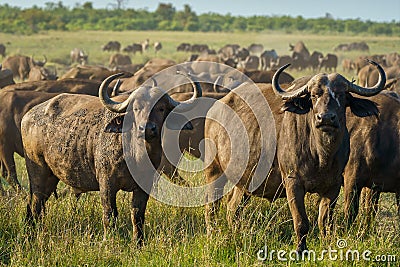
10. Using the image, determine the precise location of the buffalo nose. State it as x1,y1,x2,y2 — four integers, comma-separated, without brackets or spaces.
316,113,336,123
138,122,157,133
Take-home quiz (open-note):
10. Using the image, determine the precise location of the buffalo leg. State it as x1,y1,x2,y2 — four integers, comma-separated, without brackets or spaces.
204,169,227,235
343,178,361,226
100,185,118,239
396,193,400,217
131,187,149,246
226,186,250,229
25,158,59,224
284,177,309,253
1,152,22,191
318,183,340,237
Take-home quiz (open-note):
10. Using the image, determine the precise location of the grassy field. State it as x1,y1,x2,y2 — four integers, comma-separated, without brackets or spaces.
0,30,399,266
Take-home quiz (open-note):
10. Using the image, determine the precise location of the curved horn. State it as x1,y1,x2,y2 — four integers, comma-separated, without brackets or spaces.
99,73,133,113
347,59,386,96
42,55,47,65
111,79,121,97
272,64,308,99
150,77,157,87
168,71,202,111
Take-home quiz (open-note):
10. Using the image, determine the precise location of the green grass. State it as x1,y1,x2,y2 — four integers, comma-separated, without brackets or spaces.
0,154,398,266
0,30,399,266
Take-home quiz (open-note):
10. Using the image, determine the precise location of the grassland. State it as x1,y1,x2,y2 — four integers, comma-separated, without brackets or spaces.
0,30,399,266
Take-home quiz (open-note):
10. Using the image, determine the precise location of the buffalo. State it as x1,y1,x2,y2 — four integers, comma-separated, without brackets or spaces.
102,41,121,52
2,55,47,80
318,53,338,72
0,79,112,191
28,65,58,81
344,92,400,224
204,60,386,253
22,72,202,245
123,43,143,54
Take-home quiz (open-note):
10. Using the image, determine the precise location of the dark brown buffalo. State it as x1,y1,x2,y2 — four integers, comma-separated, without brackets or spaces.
204,61,386,253
22,72,202,245
28,66,58,81
0,79,112,191
291,51,308,70
344,92,400,223
0,64,15,88
177,43,191,52
309,51,323,71
123,43,143,54
318,53,338,72
2,55,47,80
102,41,121,52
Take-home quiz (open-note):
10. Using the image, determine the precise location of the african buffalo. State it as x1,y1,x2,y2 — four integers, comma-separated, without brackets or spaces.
2,55,47,80
344,92,400,224
318,53,338,72
102,41,121,52
123,43,143,54
28,65,58,81
204,60,386,253
0,79,112,191
177,43,191,52
309,51,323,71
22,72,202,245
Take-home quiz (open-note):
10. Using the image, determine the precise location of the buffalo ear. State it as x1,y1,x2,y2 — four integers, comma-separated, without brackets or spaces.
105,115,132,133
165,112,193,130
347,93,379,117
281,96,312,114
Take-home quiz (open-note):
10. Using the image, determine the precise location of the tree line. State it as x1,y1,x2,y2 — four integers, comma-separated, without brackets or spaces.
0,2,398,36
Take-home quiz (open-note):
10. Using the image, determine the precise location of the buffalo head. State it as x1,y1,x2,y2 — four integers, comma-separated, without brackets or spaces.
272,59,385,134
99,72,202,142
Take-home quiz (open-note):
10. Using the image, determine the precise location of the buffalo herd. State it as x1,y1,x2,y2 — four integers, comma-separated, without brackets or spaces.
0,38,398,252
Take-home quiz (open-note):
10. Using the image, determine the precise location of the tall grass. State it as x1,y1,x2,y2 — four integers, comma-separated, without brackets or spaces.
0,31,399,266
1,154,398,266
